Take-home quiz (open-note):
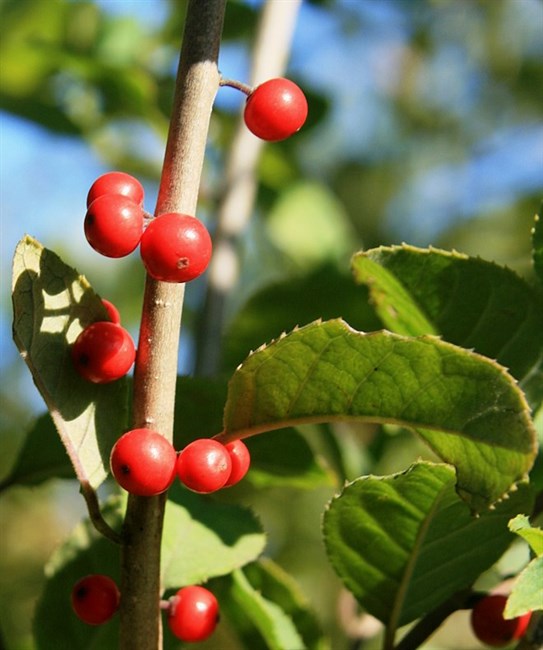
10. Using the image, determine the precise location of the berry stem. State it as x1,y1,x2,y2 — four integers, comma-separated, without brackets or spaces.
80,481,122,544
219,76,253,96
195,0,302,376
118,2,226,649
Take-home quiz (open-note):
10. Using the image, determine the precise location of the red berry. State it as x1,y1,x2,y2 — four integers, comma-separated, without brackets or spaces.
71,574,120,626
244,78,308,142
177,439,232,493
85,194,144,258
86,171,144,208
471,594,532,647
140,213,212,283
101,299,121,325
167,586,219,642
110,428,177,496
223,440,251,487
71,321,135,384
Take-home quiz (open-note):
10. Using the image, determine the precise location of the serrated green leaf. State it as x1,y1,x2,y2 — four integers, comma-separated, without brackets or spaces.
352,245,543,410
0,413,74,491
220,319,536,510
161,484,265,588
323,462,533,631
11,236,129,489
508,514,543,556
533,205,543,284
504,556,543,617
34,499,123,649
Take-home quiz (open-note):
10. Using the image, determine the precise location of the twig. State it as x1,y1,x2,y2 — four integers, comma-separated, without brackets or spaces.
119,2,226,649
80,481,122,544
195,0,303,376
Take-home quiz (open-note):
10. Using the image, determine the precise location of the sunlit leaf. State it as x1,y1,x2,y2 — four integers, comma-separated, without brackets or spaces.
504,556,543,617
220,319,536,510
11,236,129,489
323,462,533,631
509,514,543,556
161,485,265,588
352,245,543,410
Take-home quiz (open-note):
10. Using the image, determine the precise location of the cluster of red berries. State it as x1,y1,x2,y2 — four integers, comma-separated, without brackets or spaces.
84,171,213,282
470,594,532,647
110,429,250,497
71,576,218,643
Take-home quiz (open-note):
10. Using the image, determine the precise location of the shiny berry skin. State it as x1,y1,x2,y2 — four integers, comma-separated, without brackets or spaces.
224,440,251,487
244,78,308,141
471,594,532,647
86,171,144,208
167,586,219,643
101,299,121,325
71,574,120,626
177,439,232,493
110,428,177,496
85,194,144,258
71,321,135,384
140,213,212,283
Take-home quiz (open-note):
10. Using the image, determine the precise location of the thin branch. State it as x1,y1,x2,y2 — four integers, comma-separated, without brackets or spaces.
119,2,226,649
80,482,122,544
195,0,303,377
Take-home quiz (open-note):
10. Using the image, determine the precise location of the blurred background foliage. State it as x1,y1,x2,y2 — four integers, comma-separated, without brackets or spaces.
1,0,542,648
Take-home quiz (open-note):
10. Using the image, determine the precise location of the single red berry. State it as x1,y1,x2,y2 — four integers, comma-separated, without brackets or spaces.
167,586,219,643
471,594,532,647
223,440,251,487
71,574,120,626
110,428,177,496
244,78,308,142
177,439,232,493
86,171,144,208
140,213,212,283
71,321,135,384
101,298,121,325
85,194,144,258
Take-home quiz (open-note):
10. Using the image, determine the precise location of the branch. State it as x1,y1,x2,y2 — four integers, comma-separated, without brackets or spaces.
119,2,226,649
195,0,302,376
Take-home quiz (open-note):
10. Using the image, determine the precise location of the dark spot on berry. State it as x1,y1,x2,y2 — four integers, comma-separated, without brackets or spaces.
75,586,89,600
86,215,95,226
120,464,131,475
78,353,90,366
176,257,189,269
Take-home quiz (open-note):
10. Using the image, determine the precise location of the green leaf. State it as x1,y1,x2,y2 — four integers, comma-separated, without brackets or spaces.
352,245,543,410
220,319,536,510
323,462,533,631
34,498,123,649
533,204,543,284
224,569,307,650
11,236,129,489
246,428,332,489
508,514,543,556
504,556,543,617
0,413,74,490
161,484,265,588
242,559,330,650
